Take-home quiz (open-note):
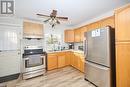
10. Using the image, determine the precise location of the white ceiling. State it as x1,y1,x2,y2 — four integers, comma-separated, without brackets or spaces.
15,0,130,26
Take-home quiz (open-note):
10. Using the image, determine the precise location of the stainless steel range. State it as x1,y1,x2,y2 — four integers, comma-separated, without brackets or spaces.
22,46,46,79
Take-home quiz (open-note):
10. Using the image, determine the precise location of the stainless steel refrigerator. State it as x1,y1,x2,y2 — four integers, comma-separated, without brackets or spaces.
84,26,116,87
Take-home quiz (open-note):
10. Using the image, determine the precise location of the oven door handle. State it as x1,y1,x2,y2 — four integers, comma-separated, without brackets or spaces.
24,58,29,60
40,56,45,65
40,56,45,58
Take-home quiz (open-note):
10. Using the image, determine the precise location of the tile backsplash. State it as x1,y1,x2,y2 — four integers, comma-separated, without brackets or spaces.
22,39,44,48
74,42,83,51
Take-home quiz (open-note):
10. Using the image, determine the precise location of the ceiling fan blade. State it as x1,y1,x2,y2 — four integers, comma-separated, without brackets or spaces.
44,18,51,23
55,19,60,24
37,14,50,17
57,17,68,20
57,20,60,24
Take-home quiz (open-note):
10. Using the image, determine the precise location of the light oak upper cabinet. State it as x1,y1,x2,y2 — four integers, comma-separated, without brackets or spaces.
115,5,130,42
87,22,101,31
80,27,87,42
101,16,115,28
23,21,43,38
74,29,81,42
47,53,58,70
64,30,74,42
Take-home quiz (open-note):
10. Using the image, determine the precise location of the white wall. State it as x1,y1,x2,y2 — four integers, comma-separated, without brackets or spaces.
0,17,23,76
0,17,23,27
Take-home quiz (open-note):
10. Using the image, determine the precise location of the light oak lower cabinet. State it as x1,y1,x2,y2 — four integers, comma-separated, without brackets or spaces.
47,51,85,73
47,52,70,70
65,52,71,66
57,52,66,68
72,52,85,73
73,53,79,68
79,55,85,73
47,53,58,70
116,43,130,87
70,52,75,67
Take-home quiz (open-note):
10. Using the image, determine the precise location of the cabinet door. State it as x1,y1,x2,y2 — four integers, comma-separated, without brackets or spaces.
57,52,66,68
77,55,81,70
80,56,85,73
64,30,68,42
70,52,74,67
80,27,87,42
65,52,71,66
116,43,130,87
23,22,43,38
73,53,79,69
23,22,34,35
47,54,58,70
115,6,130,41
87,22,101,31
64,30,74,42
101,16,115,28
76,53,84,72
74,29,81,42
33,23,43,36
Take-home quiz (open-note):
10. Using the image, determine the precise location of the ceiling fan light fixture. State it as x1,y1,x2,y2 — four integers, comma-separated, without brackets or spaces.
49,19,56,24
37,10,68,28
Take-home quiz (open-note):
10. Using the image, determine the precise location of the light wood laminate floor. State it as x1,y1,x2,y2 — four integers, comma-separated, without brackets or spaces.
10,67,95,87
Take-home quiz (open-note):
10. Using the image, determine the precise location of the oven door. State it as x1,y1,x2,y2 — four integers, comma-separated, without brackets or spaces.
23,54,46,72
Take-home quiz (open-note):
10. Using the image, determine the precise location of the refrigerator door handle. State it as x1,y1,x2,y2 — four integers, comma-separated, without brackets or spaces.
86,61,109,70
84,39,85,55
84,39,87,58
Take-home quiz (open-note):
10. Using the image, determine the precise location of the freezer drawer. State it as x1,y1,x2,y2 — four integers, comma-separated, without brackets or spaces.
85,61,111,87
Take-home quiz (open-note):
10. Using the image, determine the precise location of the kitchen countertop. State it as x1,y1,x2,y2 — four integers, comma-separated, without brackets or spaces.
47,50,84,54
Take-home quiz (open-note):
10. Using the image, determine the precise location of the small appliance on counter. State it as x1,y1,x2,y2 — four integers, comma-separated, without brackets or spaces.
68,43,74,49
78,46,83,51
22,46,47,79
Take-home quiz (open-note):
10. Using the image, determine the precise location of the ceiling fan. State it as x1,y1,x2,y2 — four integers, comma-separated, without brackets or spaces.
37,10,68,28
